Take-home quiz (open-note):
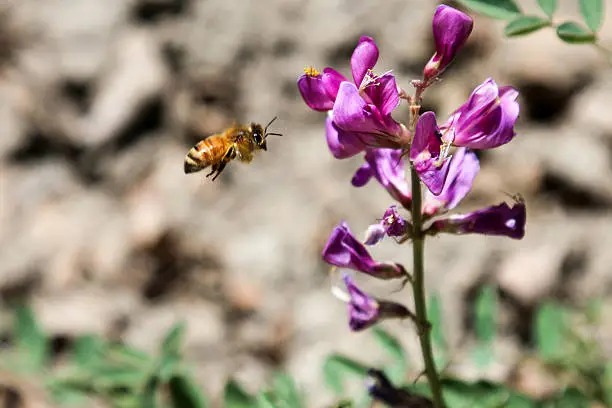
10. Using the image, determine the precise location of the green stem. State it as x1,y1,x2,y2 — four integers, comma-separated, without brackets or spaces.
410,166,445,408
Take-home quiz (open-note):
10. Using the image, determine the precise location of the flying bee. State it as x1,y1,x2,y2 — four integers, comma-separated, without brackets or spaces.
184,117,282,181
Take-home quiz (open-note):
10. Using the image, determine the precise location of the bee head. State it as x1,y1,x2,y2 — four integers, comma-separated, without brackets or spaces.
251,123,267,150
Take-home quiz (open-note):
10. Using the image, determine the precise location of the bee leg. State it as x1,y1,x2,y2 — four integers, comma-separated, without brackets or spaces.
211,146,236,181
205,164,218,178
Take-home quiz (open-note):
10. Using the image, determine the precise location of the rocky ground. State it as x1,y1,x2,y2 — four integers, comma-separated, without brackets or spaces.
1,0,612,407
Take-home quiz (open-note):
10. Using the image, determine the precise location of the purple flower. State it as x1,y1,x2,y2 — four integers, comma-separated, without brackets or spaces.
351,149,412,209
364,206,410,246
423,5,474,83
343,274,413,331
322,222,407,279
442,78,519,149
298,36,408,159
410,112,451,195
297,67,346,111
422,147,480,216
431,200,526,239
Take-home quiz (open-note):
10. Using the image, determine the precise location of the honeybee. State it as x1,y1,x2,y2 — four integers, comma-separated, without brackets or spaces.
184,117,282,181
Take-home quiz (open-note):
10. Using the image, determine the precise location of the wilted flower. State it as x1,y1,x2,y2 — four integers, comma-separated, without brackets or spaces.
422,147,480,216
322,222,407,279
441,78,520,149
423,5,474,83
410,111,451,195
343,274,414,331
430,200,526,239
364,205,410,246
352,148,412,208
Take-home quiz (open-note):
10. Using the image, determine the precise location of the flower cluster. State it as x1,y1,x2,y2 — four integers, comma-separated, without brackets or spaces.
298,5,526,332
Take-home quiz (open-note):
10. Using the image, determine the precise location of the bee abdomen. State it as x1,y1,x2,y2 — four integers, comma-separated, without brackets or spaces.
184,137,227,174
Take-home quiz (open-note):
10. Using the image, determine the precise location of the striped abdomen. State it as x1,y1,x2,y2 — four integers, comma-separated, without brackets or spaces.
184,135,232,174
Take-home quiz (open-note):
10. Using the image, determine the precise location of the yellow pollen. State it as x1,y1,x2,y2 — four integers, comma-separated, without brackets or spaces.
304,66,320,77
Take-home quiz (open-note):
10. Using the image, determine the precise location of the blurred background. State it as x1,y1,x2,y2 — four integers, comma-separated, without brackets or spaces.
1,0,612,406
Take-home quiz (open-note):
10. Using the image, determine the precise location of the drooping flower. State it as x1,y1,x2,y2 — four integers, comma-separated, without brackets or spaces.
410,111,451,195
441,78,520,149
364,206,410,246
351,148,412,209
322,222,407,279
422,147,480,216
343,274,413,331
430,199,526,239
298,36,409,159
423,5,474,83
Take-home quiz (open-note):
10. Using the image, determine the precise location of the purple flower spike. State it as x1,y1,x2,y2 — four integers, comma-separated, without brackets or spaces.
343,274,413,331
351,149,412,209
423,147,480,216
322,222,407,279
410,112,451,195
423,5,473,82
298,67,348,112
432,200,526,239
442,78,520,149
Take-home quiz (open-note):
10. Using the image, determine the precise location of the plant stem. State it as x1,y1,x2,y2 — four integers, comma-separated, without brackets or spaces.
410,166,446,408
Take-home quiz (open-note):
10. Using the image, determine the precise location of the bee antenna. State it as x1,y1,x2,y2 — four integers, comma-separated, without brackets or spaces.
264,116,278,133
265,132,283,137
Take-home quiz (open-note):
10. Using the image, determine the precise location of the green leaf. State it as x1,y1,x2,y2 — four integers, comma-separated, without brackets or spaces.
580,0,604,32
556,21,597,43
94,365,147,389
14,306,48,371
72,335,105,368
158,355,181,382
322,354,370,394
474,286,497,344
548,387,591,407
371,328,407,382
161,321,187,358
456,0,521,20
504,16,551,36
256,391,279,408
106,344,152,369
537,0,557,19
535,301,566,361
272,372,302,408
168,372,209,408
223,379,255,408
471,343,494,368
142,375,160,408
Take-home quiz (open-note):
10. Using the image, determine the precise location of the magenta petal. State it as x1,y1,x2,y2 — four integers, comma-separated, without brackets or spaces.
444,78,520,149
326,115,366,159
298,74,335,111
364,223,386,246
432,5,473,70
415,156,451,196
322,67,347,101
423,148,480,214
367,73,399,116
410,111,441,160
342,274,379,331
352,162,373,187
361,149,412,207
435,201,526,239
351,36,379,87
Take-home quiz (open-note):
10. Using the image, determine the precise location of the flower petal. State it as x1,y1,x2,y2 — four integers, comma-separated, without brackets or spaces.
414,156,451,196
326,114,367,159
423,147,480,215
366,73,399,116
351,36,379,87
359,149,412,208
433,200,526,239
297,73,335,111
